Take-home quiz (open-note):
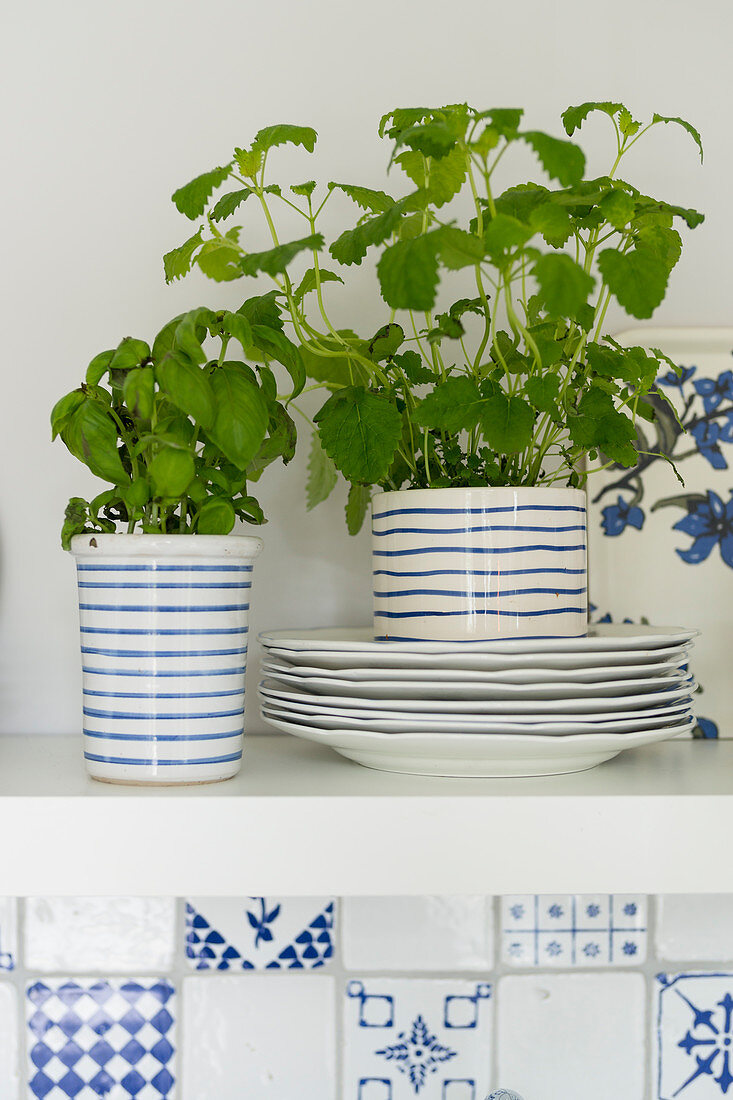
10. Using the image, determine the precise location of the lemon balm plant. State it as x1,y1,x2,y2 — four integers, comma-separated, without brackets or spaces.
52,305,300,785
165,102,703,642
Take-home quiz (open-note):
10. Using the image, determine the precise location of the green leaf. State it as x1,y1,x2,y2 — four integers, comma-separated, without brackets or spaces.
314,387,402,483
157,352,215,429
108,337,151,373
472,108,524,137
561,102,626,136
529,203,573,247
368,323,405,361
63,400,128,484
379,107,437,139
51,390,85,440
291,180,316,197
149,447,195,498
346,483,370,535
391,350,435,384
293,266,344,304
208,364,269,470
85,350,115,386
210,189,252,222
524,374,561,413
236,494,265,524
306,431,338,510
391,120,459,160
521,131,585,186
328,182,395,214
651,113,703,162
490,330,529,375
151,316,185,362
174,308,214,365
237,291,284,332
483,214,534,259
414,377,483,434
377,232,440,311
197,498,236,534
329,202,406,266
196,237,242,281
597,245,669,319
252,124,318,154
394,145,467,208
250,324,305,399
240,234,324,278
172,165,231,219
533,253,595,317
599,188,635,229
567,387,638,465
233,146,262,178
479,394,535,453
530,330,565,368
434,226,484,270
636,226,682,272
299,332,370,387
163,228,204,283
123,367,155,420
220,310,254,354
247,403,297,478
427,312,464,344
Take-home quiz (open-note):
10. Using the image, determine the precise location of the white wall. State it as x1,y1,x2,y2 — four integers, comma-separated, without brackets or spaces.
1,0,730,734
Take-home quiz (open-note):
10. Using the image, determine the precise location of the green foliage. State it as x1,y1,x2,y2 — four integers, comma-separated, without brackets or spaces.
53,306,296,547
167,100,703,531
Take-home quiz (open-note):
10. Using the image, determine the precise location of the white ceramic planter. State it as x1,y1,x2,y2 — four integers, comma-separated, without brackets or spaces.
70,533,262,785
372,487,588,642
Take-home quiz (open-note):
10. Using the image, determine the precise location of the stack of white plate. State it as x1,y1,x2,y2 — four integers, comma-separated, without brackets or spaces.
258,625,698,777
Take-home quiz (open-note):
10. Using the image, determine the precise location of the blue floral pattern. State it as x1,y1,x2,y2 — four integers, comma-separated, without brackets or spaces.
595,361,733,568
657,973,733,1098
376,1014,457,1092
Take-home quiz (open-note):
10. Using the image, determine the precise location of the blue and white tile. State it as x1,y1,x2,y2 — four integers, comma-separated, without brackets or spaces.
501,894,647,967
499,973,645,1100
655,971,733,1099
342,897,493,972
657,896,733,961
25,898,175,972
344,978,492,1098
182,975,335,1099
0,983,19,1098
26,978,175,1098
185,896,335,970
0,898,17,971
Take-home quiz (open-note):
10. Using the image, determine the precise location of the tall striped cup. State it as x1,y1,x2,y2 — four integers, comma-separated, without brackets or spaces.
70,533,262,785
372,487,588,642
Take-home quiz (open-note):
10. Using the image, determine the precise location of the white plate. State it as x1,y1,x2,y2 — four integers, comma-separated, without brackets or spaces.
259,711,695,777
259,679,695,715
260,624,697,654
262,642,693,673
260,700,692,737
261,665,689,702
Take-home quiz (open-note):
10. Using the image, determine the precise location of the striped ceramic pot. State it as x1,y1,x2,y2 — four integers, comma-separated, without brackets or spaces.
70,533,262,785
372,487,588,642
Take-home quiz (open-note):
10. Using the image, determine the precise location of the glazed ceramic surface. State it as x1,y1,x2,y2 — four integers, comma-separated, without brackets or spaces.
258,712,694,777
371,487,588,641
259,677,695,715
71,534,262,785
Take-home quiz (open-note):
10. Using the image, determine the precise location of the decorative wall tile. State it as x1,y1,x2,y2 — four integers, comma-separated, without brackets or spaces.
657,896,733,961
656,971,733,1099
344,978,492,1098
185,896,334,970
26,978,175,1098
182,975,335,1098
25,898,175,972
501,894,647,967
0,983,19,1098
342,896,493,972
0,898,17,971
498,973,645,1100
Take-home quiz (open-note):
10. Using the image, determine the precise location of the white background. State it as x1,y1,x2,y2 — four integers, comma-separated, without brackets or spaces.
1,0,729,735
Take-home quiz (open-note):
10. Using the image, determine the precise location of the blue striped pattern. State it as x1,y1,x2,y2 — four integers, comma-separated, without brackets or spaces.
372,495,587,641
75,554,255,778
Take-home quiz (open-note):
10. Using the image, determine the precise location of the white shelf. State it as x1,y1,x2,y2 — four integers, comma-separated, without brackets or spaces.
0,735,730,895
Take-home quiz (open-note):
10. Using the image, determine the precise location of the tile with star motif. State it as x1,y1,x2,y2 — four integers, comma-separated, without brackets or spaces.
501,894,647,967
656,971,733,1100
26,978,175,1099
344,978,492,1098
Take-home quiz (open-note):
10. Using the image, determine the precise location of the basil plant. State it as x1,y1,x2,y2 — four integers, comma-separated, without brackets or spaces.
52,303,301,547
